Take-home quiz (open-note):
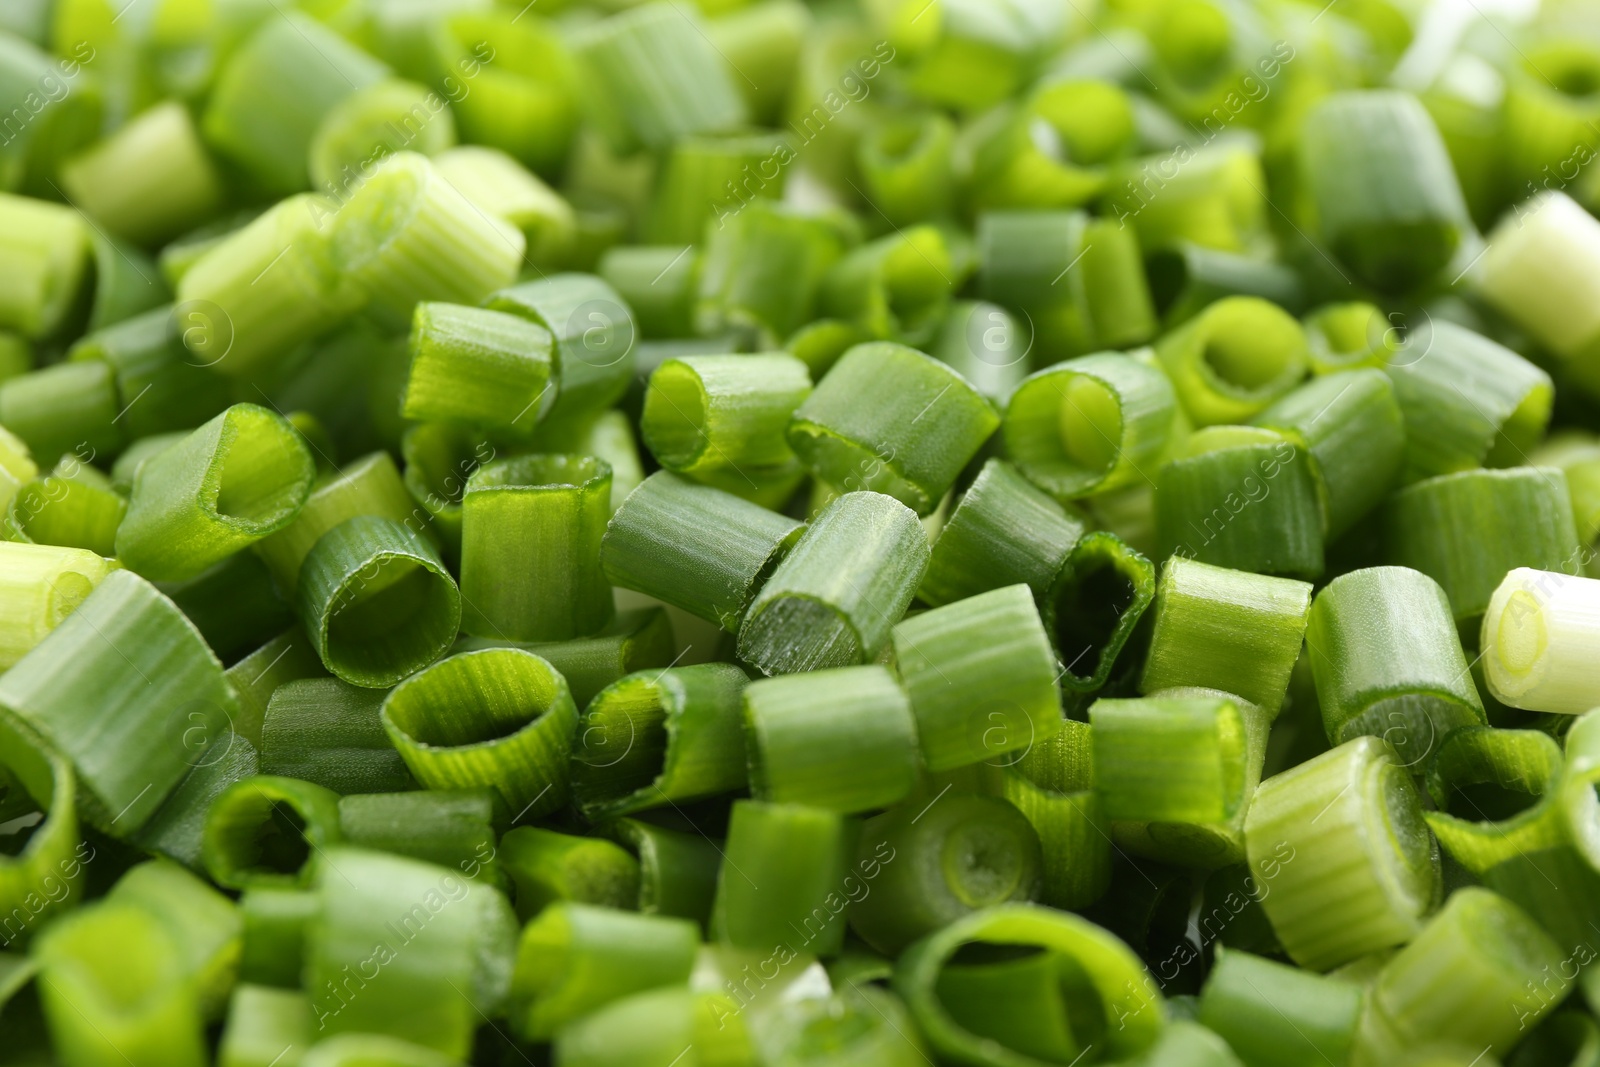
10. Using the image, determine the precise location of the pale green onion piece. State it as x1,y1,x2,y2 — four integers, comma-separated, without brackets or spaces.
642,353,810,477
696,200,850,346
553,986,752,1067
966,80,1136,210
499,826,640,921
0,750,81,948
454,605,675,709
1481,568,1600,715
0,191,89,339
1091,694,1249,825
710,799,858,957
0,360,123,467
309,79,456,195
0,541,113,669
1155,296,1309,427
106,859,242,1019
402,302,556,435
820,227,955,346
432,145,576,266
646,131,790,244
218,985,314,1067
1304,302,1397,376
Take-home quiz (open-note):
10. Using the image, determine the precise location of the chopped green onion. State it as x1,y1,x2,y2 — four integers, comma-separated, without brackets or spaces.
380,648,578,819
1091,693,1249,824
260,678,416,796
218,985,314,1067
0,750,81,948
1243,736,1441,971
737,491,928,675
604,817,722,930
499,826,640,922
750,986,929,1067
711,799,858,957
433,145,576,266
696,201,849,346
336,790,496,876
401,302,556,435
1155,296,1309,427
1481,568,1600,715
857,112,956,227
1304,302,1396,376
0,192,89,339
1306,566,1487,762
135,730,261,875
571,662,749,820
1139,557,1312,712
66,304,234,440
1147,243,1305,328
820,228,956,346
455,605,675,708
459,453,613,641
646,132,790,244
0,360,123,468
642,353,810,477
0,541,113,669
967,80,1136,210
399,421,490,557
225,630,328,750
202,775,345,890
927,300,1029,403
309,79,456,195
598,245,698,340
105,859,241,1019
0,424,36,516
1106,143,1267,255
238,888,316,989
892,584,1062,771
1046,529,1156,690
706,0,810,126
552,986,752,1067
1196,948,1361,1067
743,664,919,813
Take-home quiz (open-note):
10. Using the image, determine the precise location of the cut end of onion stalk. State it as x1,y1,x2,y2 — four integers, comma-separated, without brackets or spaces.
1481,567,1600,715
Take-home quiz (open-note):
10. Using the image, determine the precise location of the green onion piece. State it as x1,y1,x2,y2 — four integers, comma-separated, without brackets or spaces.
1481,568,1600,715
643,353,811,477
572,1,748,154
301,1034,464,1067
1389,467,1579,623
1353,889,1568,1064
433,146,576,267
711,799,858,957
66,304,234,440
0,750,81,948
1045,529,1156,690
1531,432,1600,575
255,451,424,594
0,423,35,515
499,826,641,922
337,790,496,875
135,730,261,875
117,404,316,582
1306,566,1488,761
459,453,612,641
331,152,525,325
34,901,206,1067
572,662,749,820
1154,426,1324,579
0,541,113,669
575,409,645,514
743,664,919,813
0,360,123,467
892,584,1061,771
1091,694,1249,824
966,80,1136,211
0,569,234,834
0,191,88,339
1147,243,1305,329
788,342,997,515
175,194,363,379
849,794,1042,956
238,888,316,989
508,901,699,1041
696,201,850,346
399,422,491,557
90,232,170,333
604,817,722,930
60,101,222,247
309,79,456,195
260,678,416,796
894,903,1165,1064
921,458,1087,608
751,985,928,1067
202,775,345,891
737,491,928,675
110,432,182,495
858,112,956,227
928,301,1028,403
552,986,752,1067
706,0,809,125
158,210,256,290
202,11,388,192
646,131,790,244
401,302,556,435
1003,350,1180,500
297,515,460,689
976,210,1156,361
1299,91,1470,292
485,273,637,440
1384,319,1552,481
226,630,329,749
1105,143,1267,255
305,847,516,1057
156,549,294,663
1243,736,1441,971
1129,1019,1247,1067
455,606,675,708
1155,296,1309,427
1304,302,1396,376
598,245,698,340
218,985,314,1067
106,859,242,1019
381,648,578,819
1252,368,1406,540
600,471,803,632
1139,557,1312,712
819,227,955,346
1196,947,1361,1067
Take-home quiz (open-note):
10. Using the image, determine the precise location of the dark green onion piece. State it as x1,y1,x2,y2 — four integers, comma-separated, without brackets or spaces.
894,903,1165,1064
1139,557,1313,712
135,730,261,875
402,302,556,434
696,201,849,346
848,794,1042,956
66,304,234,440
455,605,675,709
1148,243,1305,328
1155,296,1309,428
604,817,723,931
381,648,578,820
788,341,997,515
1091,694,1250,824
1154,426,1324,579
712,800,858,958
0,360,123,468
297,515,461,689
1196,948,1361,1067
5,468,124,557
892,584,1062,771
739,490,928,675
0,750,81,947
0,569,234,835
459,453,612,641
225,630,329,749
202,775,345,891
507,901,699,1041
305,847,516,1057
1306,566,1487,763
1045,529,1156,690
1386,467,1580,621
921,458,1087,608
260,678,416,796
499,826,641,922
600,471,803,632
117,403,317,583
217,985,314,1067
337,790,497,876
642,353,811,477
1244,736,1441,971
0,193,88,340
157,550,295,664
743,664,919,813
572,662,749,821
